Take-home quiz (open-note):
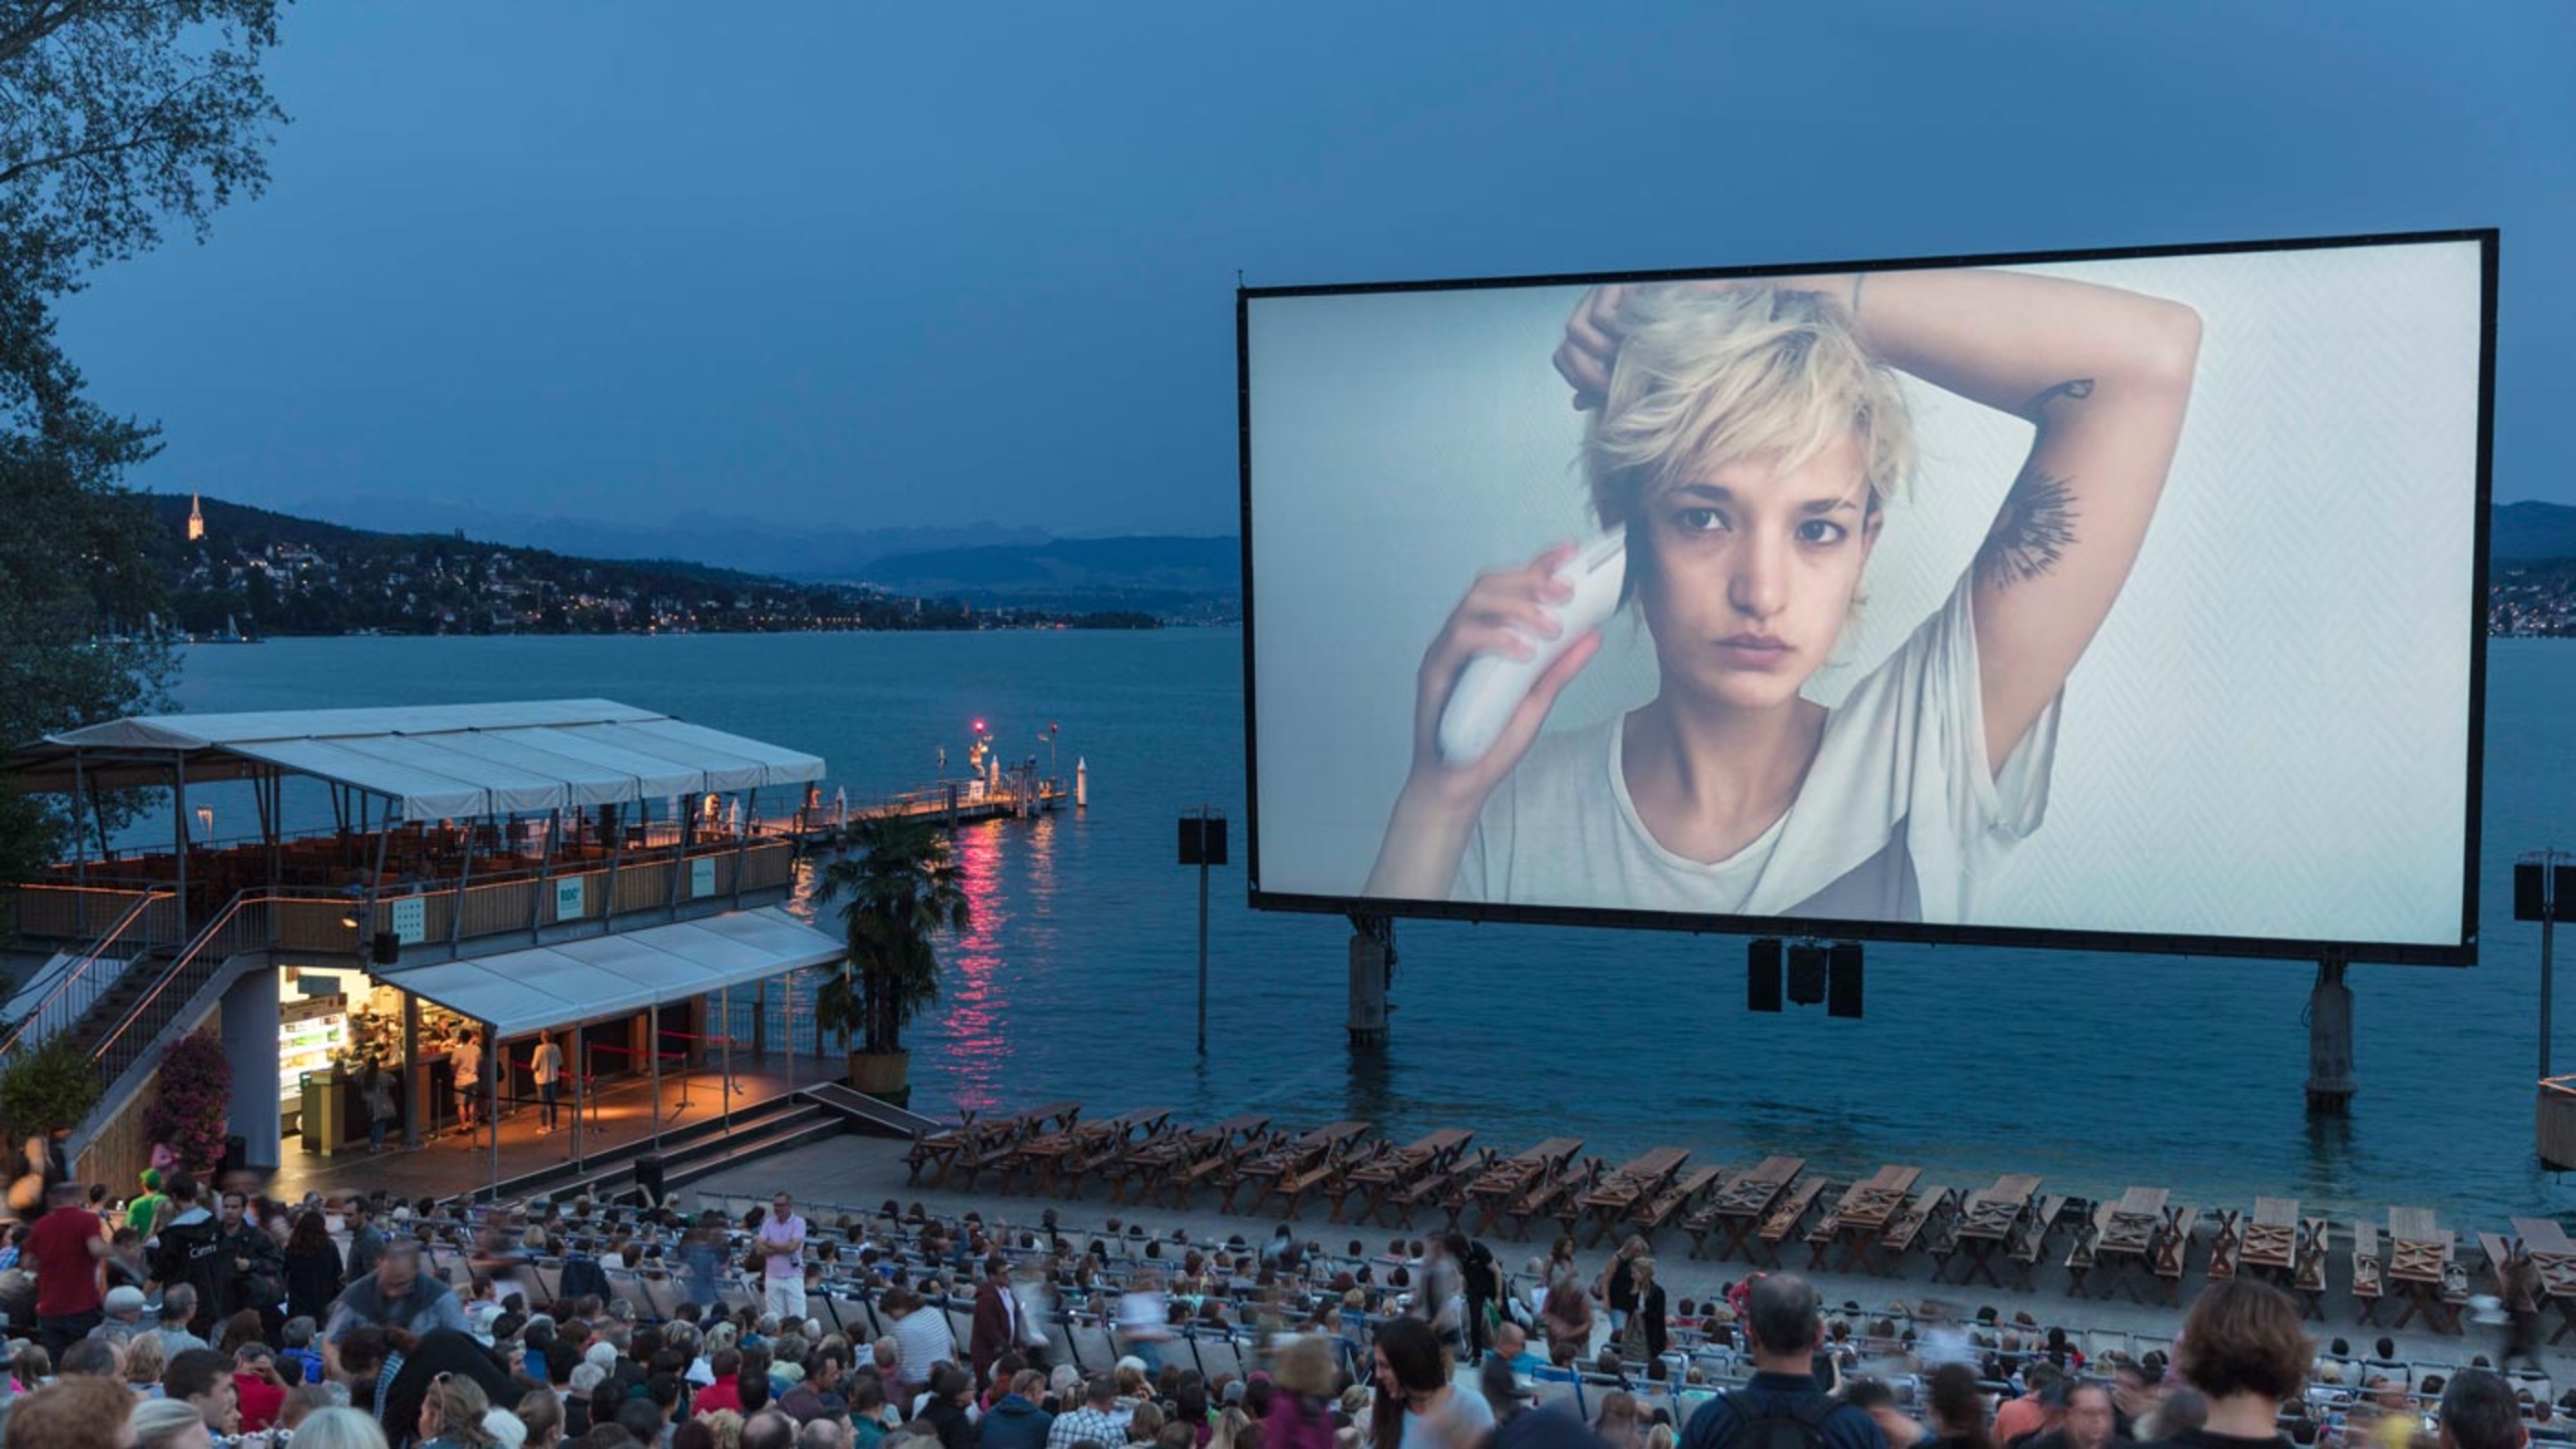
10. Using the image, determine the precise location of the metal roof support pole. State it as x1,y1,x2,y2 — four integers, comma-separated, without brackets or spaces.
71,755,87,936
731,790,754,907
485,1017,501,1202
173,754,189,939
446,818,483,957
529,809,558,942
402,990,422,1148
650,1000,663,1152
601,806,626,936
667,795,689,921
571,1021,586,1172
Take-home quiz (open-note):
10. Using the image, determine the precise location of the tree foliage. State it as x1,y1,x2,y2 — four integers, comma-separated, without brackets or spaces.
813,817,970,1057
0,2,287,885
0,1035,100,1134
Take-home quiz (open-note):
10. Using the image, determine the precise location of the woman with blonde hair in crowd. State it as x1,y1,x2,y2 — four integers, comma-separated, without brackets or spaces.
516,1388,566,1449
131,1396,216,1449
417,1370,501,1449
123,1329,168,1396
1267,1335,1340,1449
1596,1390,1647,1449
1597,1237,1650,1336
287,1407,396,1449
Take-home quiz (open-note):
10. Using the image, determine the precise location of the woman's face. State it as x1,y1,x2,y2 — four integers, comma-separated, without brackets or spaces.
1636,434,1878,714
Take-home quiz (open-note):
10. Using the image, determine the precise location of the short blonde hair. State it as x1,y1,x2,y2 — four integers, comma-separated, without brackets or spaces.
1585,282,1914,534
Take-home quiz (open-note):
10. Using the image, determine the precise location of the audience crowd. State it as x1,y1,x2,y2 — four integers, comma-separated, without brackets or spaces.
0,1172,2556,1449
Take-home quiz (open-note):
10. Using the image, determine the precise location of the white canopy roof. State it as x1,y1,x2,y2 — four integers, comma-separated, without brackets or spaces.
12,699,826,820
384,906,847,1038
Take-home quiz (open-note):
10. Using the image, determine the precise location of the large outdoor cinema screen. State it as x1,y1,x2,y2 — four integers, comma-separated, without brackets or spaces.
1240,232,2493,964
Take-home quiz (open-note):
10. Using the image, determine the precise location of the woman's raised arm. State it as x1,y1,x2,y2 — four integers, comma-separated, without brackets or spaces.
1829,268,2200,773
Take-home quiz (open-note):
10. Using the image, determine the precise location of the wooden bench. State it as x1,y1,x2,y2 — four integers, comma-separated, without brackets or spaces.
1631,1166,1723,1243
1757,1179,1830,1266
1391,1154,1483,1227
1804,1200,1847,1269
1509,1158,1602,1241
2006,1205,2053,1289
2209,1217,2243,1283
2291,1217,2330,1318
2150,1203,2194,1303
2351,1220,2384,1323
2064,1215,2102,1296
1878,1185,1949,1262
2032,1195,2072,1251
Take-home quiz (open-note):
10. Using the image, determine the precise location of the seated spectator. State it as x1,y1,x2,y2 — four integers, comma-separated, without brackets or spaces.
0,1376,136,1449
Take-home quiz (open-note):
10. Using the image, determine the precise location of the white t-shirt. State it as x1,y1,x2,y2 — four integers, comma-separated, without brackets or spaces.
1402,1385,1494,1449
531,1042,563,1085
1453,577,2061,924
451,1041,480,1086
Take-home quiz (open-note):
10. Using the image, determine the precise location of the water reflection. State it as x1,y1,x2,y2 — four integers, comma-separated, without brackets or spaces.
931,820,1012,1115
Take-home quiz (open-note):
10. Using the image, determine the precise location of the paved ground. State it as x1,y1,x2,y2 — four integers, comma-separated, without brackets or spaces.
259,1050,828,1201
691,1134,2568,1380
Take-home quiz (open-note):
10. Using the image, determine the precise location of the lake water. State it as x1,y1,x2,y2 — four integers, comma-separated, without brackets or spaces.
163,631,2576,1226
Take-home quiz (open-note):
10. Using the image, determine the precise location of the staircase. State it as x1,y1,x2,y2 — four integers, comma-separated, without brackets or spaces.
469,1091,851,1206
0,890,175,1063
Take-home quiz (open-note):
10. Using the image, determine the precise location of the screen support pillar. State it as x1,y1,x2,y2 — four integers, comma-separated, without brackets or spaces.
2306,953,2355,1114
1346,913,1393,1050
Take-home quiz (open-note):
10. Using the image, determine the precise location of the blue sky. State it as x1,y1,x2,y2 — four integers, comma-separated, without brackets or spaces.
46,1,2575,541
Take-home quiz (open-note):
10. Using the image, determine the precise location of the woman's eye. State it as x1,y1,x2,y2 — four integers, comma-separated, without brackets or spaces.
1675,507,1726,534
1798,519,1848,546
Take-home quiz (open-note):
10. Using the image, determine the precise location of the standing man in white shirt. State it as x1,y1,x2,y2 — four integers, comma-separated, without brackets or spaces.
531,1031,565,1135
757,1190,808,1320
449,1028,482,1142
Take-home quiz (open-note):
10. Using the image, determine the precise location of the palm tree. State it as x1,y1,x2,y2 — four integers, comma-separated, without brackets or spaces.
812,816,970,1061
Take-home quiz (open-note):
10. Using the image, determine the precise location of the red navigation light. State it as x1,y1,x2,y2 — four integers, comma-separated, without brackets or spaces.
972,718,987,734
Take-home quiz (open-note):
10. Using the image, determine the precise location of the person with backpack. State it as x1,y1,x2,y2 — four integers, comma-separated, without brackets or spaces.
1679,1273,1888,1449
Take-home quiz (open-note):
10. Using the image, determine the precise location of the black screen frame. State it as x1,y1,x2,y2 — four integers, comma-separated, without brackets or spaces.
1237,227,2497,967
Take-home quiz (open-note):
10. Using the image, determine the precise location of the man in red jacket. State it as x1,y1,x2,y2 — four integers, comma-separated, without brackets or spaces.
970,1253,1024,1390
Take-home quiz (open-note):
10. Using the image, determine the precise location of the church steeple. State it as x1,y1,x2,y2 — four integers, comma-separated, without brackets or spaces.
185,492,204,541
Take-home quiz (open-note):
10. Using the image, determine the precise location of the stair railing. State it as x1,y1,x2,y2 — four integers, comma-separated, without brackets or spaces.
0,888,175,1063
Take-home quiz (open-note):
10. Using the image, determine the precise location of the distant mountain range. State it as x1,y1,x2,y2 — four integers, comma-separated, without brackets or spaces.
2494,502,2576,561
284,492,1055,580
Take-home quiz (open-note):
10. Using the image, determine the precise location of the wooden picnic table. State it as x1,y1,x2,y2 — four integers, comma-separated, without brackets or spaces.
1465,1137,1585,1235
1013,1105,1173,1198
1106,1112,1271,1205
2386,1206,2460,1333
927,1100,1081,1188
1334,1128,1475,1224
2508,1218,2576,1343
1814,1164,1922,1273
1225,1120,1373,1215
2241,1197,2302,1273
1694,1156,1804,1262
1578,1146,1693,1245
1947,1174,2041,1286
2076,1187,2189,1303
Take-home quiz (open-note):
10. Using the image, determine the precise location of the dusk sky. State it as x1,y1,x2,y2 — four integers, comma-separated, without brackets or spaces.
47,2,2575,545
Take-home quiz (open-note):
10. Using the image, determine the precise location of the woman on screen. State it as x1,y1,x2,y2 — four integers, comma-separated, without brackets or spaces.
1362,269,2201,921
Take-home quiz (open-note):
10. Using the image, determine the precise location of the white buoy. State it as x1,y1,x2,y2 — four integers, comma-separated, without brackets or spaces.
1076,756,1088,809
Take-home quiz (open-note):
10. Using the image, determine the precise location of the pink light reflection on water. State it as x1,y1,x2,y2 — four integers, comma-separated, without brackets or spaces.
930,820,1013,1115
